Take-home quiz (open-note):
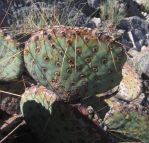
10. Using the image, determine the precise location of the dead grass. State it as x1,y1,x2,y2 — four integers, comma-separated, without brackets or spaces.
8,1,87,34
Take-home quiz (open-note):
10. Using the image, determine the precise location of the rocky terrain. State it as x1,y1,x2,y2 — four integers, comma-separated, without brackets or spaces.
0,0,149,143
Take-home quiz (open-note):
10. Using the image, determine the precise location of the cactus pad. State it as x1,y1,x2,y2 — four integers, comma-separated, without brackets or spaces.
0,30,23,81
116,63,142,101
105,107,149,142
20,85,106,143
24,25,126,101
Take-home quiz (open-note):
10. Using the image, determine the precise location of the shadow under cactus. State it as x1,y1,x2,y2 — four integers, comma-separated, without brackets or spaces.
0,81,24,115
0,71,37,115
21,100,109,143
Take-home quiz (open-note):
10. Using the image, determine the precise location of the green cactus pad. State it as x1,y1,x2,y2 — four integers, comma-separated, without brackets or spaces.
24,25,126,101
20,85,106,143
0,30,23,81
105,108,149,142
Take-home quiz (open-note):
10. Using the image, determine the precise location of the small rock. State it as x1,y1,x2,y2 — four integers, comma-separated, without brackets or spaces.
90,17,101,27
142,12,148,17
128,48,149,77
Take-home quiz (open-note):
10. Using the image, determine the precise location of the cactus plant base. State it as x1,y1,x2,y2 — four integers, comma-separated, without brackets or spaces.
20,86,107,143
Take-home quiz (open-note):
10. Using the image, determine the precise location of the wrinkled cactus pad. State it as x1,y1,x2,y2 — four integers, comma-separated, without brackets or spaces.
20,85,106,143
0,30,23,81
105,107,149,142
116,63,142,101
24,25,127,101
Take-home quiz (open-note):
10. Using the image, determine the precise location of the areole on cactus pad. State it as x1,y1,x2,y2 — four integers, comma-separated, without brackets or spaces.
20,85,107,143
24,25,127,101
0,29,23,81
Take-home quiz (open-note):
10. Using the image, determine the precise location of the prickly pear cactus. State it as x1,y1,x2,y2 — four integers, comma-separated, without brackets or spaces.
24,25,126,101
115,63,142,101
104,107,149,142
20,85,106,143
0,30,23,81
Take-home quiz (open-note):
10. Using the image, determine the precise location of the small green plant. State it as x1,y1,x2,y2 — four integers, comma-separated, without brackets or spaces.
100,0,126,26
